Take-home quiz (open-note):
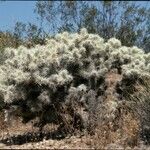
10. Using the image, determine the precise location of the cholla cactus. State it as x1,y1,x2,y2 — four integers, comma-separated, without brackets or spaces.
0,28,149,132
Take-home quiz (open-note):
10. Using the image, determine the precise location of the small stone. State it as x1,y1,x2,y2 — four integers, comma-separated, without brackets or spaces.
0,143,5,148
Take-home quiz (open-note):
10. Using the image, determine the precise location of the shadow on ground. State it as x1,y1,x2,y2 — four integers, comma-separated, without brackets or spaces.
0,128,68,146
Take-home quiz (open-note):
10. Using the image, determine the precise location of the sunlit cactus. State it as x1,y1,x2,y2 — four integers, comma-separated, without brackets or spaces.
0,28,149,133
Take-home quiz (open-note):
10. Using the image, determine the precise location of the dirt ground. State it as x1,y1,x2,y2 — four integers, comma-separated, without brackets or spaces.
0,116,94,149
0,116,150,149
0,136,93,149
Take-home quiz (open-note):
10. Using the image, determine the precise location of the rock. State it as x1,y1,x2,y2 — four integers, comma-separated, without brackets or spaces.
105,143,124,149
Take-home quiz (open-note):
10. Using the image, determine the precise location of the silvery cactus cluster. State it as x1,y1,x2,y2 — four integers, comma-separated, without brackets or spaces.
0,28,149,131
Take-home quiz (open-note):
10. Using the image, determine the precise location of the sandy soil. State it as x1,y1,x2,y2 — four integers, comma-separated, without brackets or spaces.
0,135,93,149
0,117,93,149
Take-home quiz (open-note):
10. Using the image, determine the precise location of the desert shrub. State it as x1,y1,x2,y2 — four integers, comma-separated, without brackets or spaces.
0,28,149,135
91,110,140,149
124,79,150,144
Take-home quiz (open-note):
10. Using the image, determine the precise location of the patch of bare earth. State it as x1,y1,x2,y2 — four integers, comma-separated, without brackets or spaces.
0,113,92,149
0,135,93,149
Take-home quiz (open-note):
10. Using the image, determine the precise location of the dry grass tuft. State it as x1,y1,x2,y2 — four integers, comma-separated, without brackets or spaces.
89,102,140,149
0,112,7,131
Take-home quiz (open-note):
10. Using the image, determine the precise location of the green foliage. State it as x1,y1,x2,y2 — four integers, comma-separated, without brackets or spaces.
34,1,150,51
25,23,46,48
13,22,26,47
0,31,21,64
1,1,149,52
